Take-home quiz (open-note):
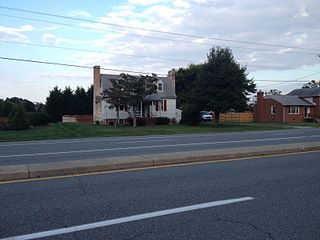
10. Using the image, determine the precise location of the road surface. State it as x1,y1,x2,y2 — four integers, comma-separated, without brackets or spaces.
0,128,320,166
1,151,319,239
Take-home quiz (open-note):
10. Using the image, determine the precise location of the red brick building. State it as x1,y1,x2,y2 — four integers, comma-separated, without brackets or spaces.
253,88,320,123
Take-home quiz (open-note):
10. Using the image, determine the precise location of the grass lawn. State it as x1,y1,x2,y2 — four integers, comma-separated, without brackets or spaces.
0,122,318,142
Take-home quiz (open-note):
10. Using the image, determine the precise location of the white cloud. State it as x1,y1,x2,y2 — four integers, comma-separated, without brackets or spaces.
42,33,65,45
69,10,92,18
294,6,310,18
128,0,164,6
0,25,34,42
173,0,191,8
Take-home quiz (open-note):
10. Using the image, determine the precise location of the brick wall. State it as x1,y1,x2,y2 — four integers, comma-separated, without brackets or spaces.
62,115,93,123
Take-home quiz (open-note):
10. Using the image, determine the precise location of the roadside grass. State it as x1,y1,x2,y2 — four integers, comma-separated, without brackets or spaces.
0,122,318,142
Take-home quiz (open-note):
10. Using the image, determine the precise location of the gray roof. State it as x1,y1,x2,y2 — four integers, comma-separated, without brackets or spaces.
287,88,320,97
265,95,314,106
100,74,176,101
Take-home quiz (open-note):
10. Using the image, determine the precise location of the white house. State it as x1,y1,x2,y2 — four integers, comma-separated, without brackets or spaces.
93,66,181,125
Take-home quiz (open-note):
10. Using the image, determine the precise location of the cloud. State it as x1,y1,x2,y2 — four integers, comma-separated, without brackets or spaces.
69,10,93,18
173,0,191,8
294,6,310,18
0,25,34,42
128,0,164,5
42,33,65,45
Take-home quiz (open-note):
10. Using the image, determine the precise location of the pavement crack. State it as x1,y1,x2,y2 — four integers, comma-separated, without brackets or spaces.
215,215,276,240
76,177,88,196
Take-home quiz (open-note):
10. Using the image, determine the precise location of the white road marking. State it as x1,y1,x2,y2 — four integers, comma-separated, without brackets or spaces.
1,197,254,240
0,129,310,147
0,135,319,158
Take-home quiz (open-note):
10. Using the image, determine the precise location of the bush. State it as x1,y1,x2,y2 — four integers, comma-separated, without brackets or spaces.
26,112,51,126
8,105,30,130
155,117,170,125
127,117,146,126
181,104,201,125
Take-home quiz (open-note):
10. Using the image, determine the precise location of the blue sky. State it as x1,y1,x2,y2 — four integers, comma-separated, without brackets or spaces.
0,0,319,102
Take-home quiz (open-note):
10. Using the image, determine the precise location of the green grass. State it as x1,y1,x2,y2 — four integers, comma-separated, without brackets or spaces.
0,122,318,142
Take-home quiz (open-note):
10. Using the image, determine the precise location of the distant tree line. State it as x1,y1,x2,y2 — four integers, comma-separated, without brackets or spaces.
0,85,93,130
46,85,93,122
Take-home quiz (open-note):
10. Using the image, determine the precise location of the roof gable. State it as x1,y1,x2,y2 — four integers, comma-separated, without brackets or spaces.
100,74,176,101
265,95,314,106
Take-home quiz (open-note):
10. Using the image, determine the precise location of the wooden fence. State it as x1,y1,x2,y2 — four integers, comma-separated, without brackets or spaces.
219,112,253,123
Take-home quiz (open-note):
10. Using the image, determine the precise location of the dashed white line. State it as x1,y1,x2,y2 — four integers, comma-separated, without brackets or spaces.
0,197,254,240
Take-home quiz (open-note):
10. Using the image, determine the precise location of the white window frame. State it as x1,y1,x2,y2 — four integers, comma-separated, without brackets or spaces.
288,106,299,114
271,106,276,115
157,81,164,92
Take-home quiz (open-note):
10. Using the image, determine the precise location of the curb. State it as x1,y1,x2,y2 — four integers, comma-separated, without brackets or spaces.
1,143,320,182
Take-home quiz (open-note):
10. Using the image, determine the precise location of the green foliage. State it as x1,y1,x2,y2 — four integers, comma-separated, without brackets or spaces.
0,101,14,117
176,47,256,124
127,117,146,126
103,73,158,127
46,85,93,122
155,117,170,125
5,97,36,112
175,64,204,108
46,86,63,122
181,104,201,125
26,112,51,126
8,105,30,130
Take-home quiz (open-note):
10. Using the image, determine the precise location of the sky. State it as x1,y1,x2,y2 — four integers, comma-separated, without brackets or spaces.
0,0,319,102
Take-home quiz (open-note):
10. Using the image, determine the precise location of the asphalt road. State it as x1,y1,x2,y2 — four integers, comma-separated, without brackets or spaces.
1,151,320,239
0,128,320,166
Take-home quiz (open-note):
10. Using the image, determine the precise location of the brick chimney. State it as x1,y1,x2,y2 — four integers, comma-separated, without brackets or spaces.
168,69,175,91
256,90,264,122
93,66,102,123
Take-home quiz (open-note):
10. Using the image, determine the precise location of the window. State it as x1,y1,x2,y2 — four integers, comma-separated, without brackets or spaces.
289,106,299,114
119,105,124,111
157,81,163,92
119,119,124,125
271,106,276,115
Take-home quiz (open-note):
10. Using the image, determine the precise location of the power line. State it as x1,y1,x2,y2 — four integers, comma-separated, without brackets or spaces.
1,56,319,84
1,40,319,73
0,40,196,63
0,56,165,75
1,5,319,52
262,71,320,88
0,13,317,57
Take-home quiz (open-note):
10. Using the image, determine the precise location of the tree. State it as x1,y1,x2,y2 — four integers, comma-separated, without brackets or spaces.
46,86,63,122
5,97,36,112
176,64,204,108
196,47,256,124
303,80,320,88
85,85,93,115
103,77,127,126
74,86,87,115
8,105,30,130
265,89,282,95
0,101,14,117
103,73,158,127
62,86,75,115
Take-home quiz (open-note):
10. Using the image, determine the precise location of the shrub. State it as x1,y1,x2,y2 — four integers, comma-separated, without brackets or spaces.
181,104,201,125
26,112,51,126
8,105,30,130
127,117,146,126
155,117,170,125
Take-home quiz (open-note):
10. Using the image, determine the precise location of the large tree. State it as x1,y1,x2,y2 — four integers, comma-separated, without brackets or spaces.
103,73,158,127
62,86,75,115
196,47,256,123
74,86,87,115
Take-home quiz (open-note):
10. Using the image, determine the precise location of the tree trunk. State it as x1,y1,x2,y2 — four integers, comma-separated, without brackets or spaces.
116,108,119,127
132,106,137,128
214,110,220,125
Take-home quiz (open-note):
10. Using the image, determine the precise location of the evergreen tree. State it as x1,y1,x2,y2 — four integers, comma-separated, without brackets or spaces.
62,86,74,115
46,86,63,122
74,86,87,115
85,85,93,115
